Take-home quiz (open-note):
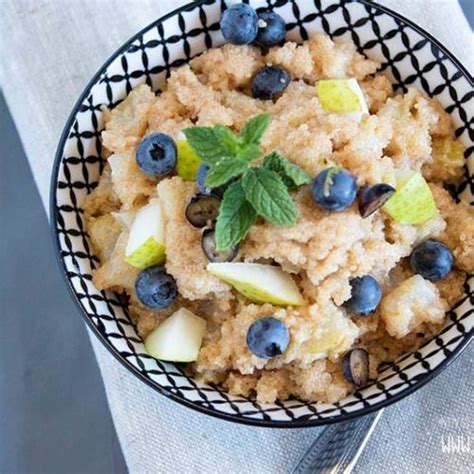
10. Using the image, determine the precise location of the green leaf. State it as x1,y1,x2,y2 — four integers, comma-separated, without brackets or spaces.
215,181,257,251
262,152,311,189
238,143,261,163
213,125,242,156
183,127,232,165
241,168,297,226
205,159,249,188
240,113,272,146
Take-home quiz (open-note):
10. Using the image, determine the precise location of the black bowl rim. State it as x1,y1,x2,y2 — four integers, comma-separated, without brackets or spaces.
50,0,473,428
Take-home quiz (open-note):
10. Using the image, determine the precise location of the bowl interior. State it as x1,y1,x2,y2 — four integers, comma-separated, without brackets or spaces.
52,0,473,426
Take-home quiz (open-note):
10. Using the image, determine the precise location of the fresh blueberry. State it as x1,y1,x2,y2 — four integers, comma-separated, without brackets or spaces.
197,164,211,194
246,317,290,359
201,228,239,263
255,11,286,47
358,183,396,218
342,348,369,387
343,275,382,316
410,239,453,281
136,133,177,177
135,265,178,309
220,3,258,45
311,167,357,212
185,193,221,228
252,66,291,100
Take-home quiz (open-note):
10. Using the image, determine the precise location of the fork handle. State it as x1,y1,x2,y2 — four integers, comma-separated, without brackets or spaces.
292,410,383,474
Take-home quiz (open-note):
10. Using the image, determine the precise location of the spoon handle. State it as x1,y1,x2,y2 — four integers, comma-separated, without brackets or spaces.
292,410,383,474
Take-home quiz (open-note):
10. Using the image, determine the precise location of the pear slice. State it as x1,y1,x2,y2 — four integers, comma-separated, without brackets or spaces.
303,333,346,355
112,210,136,230
316,78,368,121
432,137,465,165
207,262,304,306
125,199,166,268
144,308,206,362
302,310,358,358
383,171,438,225
431,137,465,180
176,134,201,181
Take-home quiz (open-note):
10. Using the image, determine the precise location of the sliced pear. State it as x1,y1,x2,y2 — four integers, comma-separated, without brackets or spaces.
302,309,358,358
125,199,166,268
432,137,464,165
383,171,438,225
112,210,136,230
431,137,465,179
144,308,206,362
316,78,368,121
207,262,304,306
176,134,201,181
303,332,346,355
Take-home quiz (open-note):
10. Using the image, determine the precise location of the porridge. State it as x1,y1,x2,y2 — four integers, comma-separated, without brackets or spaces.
83,4,473,404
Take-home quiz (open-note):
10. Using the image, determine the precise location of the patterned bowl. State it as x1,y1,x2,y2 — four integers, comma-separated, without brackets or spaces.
50,0,473,427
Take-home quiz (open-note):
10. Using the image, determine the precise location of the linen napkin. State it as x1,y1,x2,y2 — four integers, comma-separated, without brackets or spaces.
1,1,472,472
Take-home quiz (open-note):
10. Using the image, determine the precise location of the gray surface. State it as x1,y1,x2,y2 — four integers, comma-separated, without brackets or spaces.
460,0,474,28
0,92,127,474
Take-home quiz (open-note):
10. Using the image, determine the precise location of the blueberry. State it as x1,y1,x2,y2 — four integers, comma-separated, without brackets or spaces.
343,275,382,315
197,164,212,194
246,317,290,359
311,167,357,212
410,239,453,281
185,193,221,228
201,228,238,263
252,66,291,100
255,11,286,47
342,348,369,387
358,183,395,218
136,133,177,177
135,265,178,309
196,164,227,197
220,3,258,45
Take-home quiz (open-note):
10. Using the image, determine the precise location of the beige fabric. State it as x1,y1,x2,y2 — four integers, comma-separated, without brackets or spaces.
0,1,472,472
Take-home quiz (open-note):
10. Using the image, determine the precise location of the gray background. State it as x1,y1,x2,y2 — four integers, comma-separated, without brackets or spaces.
0,93,127,473
0,2,472,473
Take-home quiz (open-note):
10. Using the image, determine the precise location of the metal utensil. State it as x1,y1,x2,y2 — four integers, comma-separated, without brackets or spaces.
292,410,383,474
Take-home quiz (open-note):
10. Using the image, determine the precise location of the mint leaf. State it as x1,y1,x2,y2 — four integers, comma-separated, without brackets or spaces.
185,115,270,168
242,168,297,226
183,127,232,165
215,181,257,251
240,113,272,145
238,143,261,162
262,152,311,189
213,125,242,156
205,159,249,188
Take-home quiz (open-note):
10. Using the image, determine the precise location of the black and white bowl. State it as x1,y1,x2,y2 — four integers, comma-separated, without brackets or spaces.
51,0,473,427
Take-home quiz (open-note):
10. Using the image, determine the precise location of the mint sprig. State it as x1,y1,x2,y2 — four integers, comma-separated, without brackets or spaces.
238,143,261,162
182,127,233,165
240,113,272,145
213,125,242,155
205,158,249,188
183,114,309,250
263,152,311,189
242,168,297,226
215,181,257,251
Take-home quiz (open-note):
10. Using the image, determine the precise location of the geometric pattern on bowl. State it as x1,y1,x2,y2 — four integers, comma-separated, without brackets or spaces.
51,0,473,426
